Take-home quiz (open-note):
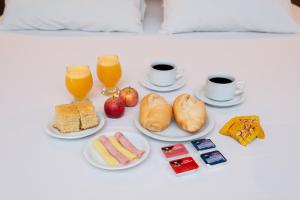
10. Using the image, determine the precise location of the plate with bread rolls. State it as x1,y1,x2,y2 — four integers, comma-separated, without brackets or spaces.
134,93,215,142
83,130,150,170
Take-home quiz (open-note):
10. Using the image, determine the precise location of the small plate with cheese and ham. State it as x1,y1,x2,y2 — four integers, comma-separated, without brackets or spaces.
83,130,150,170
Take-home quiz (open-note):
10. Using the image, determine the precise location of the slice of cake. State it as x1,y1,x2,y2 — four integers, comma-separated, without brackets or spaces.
54,104,80,133
74,100,99,130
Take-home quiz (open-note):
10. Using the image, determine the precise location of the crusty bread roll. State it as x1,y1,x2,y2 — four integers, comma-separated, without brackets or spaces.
139,93,172,132
173,94,206,133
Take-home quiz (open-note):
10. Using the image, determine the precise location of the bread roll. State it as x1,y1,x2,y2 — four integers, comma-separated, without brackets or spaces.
173,94,206,133
139,93,172,132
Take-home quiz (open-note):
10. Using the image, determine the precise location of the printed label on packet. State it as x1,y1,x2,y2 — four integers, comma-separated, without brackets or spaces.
191,139,216,151
169,157,199,175
200,150,227,166
161,144,189,158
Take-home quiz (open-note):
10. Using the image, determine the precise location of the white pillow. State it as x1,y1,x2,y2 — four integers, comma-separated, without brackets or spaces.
0,0,145,32
162,0,300,34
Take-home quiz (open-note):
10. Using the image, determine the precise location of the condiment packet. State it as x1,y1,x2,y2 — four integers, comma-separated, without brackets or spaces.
169,157,199,176
161,144,189,159
191,139,216,151
200,150,227,166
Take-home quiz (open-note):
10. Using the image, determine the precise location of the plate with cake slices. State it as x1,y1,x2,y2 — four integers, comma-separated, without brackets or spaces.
83,130,150,170
134,93,215,142
45,100,106,139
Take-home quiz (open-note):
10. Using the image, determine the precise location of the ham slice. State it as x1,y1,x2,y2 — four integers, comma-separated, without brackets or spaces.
99,136,130,165
115,132,144,158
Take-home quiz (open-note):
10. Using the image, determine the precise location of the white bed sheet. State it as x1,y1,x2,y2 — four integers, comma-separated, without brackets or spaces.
1,1,300,200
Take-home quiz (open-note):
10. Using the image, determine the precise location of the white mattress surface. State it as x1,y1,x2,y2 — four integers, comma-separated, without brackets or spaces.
1,1,300,200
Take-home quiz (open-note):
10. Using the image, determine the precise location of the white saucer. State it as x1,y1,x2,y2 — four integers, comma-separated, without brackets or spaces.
45,112,106,140
83,130,150,170
195,89,246,107
134,113,214,142
139,76,186,92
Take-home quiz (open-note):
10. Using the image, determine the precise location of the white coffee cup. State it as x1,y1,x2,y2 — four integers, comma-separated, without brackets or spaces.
148,61,183,87
204,74,244,101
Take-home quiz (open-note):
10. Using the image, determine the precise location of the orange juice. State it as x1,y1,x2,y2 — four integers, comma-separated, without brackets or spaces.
65,65,93,100
97,55,122,94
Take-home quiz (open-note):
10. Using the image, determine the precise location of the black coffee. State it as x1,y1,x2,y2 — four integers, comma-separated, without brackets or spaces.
209,77,233,84
152,64,174,71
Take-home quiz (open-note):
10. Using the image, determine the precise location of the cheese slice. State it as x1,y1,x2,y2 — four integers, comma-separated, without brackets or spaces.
108,136,137,160
92,140,119,166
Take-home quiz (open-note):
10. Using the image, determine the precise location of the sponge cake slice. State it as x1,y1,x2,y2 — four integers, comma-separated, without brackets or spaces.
74,100,99,130
54,104,80,133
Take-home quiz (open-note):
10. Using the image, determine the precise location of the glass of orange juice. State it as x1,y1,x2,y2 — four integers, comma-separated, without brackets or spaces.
65,65,93,100
97,55,122,95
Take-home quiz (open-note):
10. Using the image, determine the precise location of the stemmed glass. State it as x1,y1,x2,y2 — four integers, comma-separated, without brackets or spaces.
97,55,122,95
65,65,93,101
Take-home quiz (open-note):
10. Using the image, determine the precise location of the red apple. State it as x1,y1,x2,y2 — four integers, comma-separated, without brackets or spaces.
104,95,125,118
119,86,139,107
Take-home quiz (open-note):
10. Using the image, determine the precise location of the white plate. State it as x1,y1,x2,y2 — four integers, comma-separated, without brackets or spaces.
134,113,215,142
195,89,246,107
139,76,186,92
83,130,150,170
45,112,106,139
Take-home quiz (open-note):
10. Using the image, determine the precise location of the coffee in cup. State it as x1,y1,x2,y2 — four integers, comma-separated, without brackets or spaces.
204,74,244,101
148,61,183,87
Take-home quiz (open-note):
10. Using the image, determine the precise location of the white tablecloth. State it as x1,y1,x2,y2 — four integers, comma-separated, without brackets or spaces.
1,2,300,199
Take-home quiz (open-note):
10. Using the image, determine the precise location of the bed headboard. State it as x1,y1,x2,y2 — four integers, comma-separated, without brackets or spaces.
0,0,300,16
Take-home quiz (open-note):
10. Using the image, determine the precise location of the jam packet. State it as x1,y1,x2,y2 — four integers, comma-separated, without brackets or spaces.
161,144,189,159
169,157,199,176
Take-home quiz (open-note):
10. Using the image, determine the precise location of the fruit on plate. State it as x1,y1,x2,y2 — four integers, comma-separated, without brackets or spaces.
173,94,206,133
104,95,125,118
139,93,172,132
119,86,139,107
219,116,265,146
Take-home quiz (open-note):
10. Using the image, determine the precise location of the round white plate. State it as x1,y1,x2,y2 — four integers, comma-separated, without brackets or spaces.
139,76,186,92
83,130,150,170
134,113,215,142
195,89,246,107
45,112,106,139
